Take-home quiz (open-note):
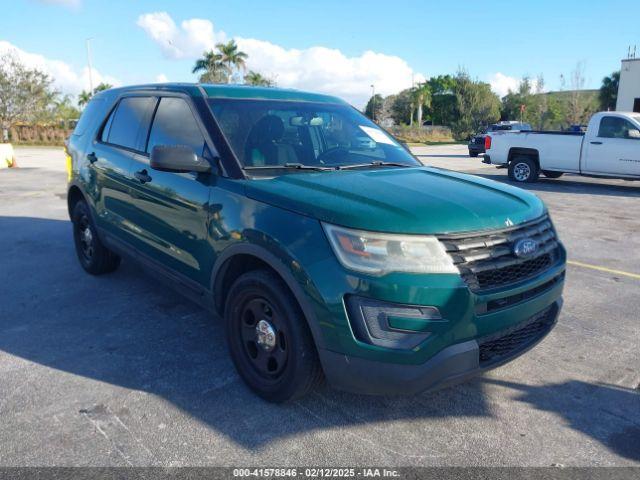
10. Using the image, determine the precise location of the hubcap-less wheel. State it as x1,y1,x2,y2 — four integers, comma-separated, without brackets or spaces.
513,162,531,181
77,214,94,261
238,297,288,380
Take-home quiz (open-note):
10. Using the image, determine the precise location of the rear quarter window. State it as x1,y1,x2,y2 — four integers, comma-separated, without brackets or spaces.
72,98,105,137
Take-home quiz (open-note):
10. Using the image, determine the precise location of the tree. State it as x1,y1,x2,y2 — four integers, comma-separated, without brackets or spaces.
78,82,112,108
390,89,414,125
427,75,456,125
451,70,501,140
599,71,620,111
192,50,229,84
216,40,248,83
0,52,55,138
364,94,384,121
411,82,432,126
244,70,274,87
561,62,589,125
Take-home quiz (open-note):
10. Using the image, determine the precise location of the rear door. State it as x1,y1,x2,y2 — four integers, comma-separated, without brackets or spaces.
126,95,215,287
582,115,640,176
91,95,156,241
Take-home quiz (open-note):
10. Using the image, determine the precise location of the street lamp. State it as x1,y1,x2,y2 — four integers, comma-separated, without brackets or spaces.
86,38,94,94
370,84,375,122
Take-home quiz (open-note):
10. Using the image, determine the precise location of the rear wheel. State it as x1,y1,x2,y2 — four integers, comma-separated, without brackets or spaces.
72,200,120,274
508,155,539,183
469,151,479,158
542,170,564,179
224,269,322,402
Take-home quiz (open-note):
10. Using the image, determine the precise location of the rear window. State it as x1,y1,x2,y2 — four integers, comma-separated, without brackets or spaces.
103,96,156,151
72,98,105,136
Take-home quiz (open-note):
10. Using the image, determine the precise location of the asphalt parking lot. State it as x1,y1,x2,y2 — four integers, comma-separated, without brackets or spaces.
1,145,639,467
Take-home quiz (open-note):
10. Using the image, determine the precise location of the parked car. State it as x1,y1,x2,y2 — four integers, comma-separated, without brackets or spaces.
468,121,532,157
484,112,640,182
66,84,566,402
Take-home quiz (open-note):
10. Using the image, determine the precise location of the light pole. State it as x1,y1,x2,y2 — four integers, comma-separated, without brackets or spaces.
86,38,94,94
370,84,375,122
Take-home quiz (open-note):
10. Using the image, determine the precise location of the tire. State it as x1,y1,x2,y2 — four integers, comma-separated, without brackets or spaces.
224,269,323,402
542,170,564,179
469,152,479,158
72,200,121,275
508,155,539,183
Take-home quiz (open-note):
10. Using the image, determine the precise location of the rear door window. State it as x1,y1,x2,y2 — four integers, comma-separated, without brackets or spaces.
147,97,205,156
103,96,156,151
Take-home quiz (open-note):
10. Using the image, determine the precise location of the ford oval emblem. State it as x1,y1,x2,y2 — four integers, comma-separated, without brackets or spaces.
513,238,538,258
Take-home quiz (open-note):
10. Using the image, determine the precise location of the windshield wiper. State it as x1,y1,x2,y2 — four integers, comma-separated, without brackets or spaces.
243,163,334,172
335,161,414,170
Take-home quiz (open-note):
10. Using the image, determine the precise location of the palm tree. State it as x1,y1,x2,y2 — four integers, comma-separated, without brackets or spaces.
192,50,228,84
244,70,274,87
599,71,620,111
215,40,248,83
411,82,432,126
77,83,112,108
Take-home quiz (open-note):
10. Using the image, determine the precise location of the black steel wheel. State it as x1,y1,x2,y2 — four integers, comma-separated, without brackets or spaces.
72,200,120,275
238,297,289,380
225,269,323,402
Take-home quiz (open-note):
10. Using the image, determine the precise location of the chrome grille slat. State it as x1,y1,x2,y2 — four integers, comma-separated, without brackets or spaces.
439,215,560,291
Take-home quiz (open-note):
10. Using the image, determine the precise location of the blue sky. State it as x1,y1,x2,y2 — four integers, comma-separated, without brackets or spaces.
2,0,638,107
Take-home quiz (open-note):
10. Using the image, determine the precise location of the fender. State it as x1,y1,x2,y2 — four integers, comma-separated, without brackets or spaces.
210,242,327,350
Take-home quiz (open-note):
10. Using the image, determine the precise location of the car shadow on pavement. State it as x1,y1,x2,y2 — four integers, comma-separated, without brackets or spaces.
0,215,638,460
481,378,640,462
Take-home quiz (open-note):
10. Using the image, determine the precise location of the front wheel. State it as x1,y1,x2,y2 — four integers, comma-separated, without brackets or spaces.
508,156,539,183
224,270,323,402
542,170,564,179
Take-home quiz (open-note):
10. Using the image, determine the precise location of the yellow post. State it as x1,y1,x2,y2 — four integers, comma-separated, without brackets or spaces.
0,143,16,168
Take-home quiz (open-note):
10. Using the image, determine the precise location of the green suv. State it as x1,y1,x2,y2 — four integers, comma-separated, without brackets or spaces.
66,84,565,402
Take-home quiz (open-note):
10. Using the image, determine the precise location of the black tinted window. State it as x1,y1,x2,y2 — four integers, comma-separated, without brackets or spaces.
147,97,205,156
73,98,104,136
106,97,155,150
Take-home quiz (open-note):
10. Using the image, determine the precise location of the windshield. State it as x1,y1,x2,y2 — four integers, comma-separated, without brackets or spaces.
207,99,420,171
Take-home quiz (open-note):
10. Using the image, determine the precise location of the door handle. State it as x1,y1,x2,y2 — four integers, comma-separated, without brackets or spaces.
590,141,603,145
134,169,152,184
87,152,98,163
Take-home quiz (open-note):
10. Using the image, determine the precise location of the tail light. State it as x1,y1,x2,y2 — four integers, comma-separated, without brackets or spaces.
484,135,492,150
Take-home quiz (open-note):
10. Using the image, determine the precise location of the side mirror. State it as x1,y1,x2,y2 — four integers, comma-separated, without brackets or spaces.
150,145,211,173
626,129,640,139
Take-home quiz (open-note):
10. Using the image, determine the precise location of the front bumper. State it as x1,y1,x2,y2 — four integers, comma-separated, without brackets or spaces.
468,145,485,155
319,299,562,395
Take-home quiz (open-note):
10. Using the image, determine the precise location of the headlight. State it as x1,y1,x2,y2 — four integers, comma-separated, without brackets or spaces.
322,223,458,275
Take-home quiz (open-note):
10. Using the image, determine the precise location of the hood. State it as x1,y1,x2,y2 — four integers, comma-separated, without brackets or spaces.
244,167,545,234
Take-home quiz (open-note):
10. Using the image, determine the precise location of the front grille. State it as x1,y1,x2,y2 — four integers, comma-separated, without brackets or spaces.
478,305,556,366
439,215,560,291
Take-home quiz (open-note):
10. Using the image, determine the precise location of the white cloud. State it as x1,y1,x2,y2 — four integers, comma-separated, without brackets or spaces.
0,41,119,96
137,12,226,60
489,72,544,98
488,72,520,98
137,12,422,107
155,73,169,83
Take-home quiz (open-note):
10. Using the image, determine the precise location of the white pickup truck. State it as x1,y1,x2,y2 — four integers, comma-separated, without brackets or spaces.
484,111,640,183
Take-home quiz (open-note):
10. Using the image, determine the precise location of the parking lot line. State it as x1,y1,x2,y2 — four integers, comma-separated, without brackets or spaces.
567,260,640,280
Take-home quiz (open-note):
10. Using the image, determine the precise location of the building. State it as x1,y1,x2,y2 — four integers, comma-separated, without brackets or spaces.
616,57,640,112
